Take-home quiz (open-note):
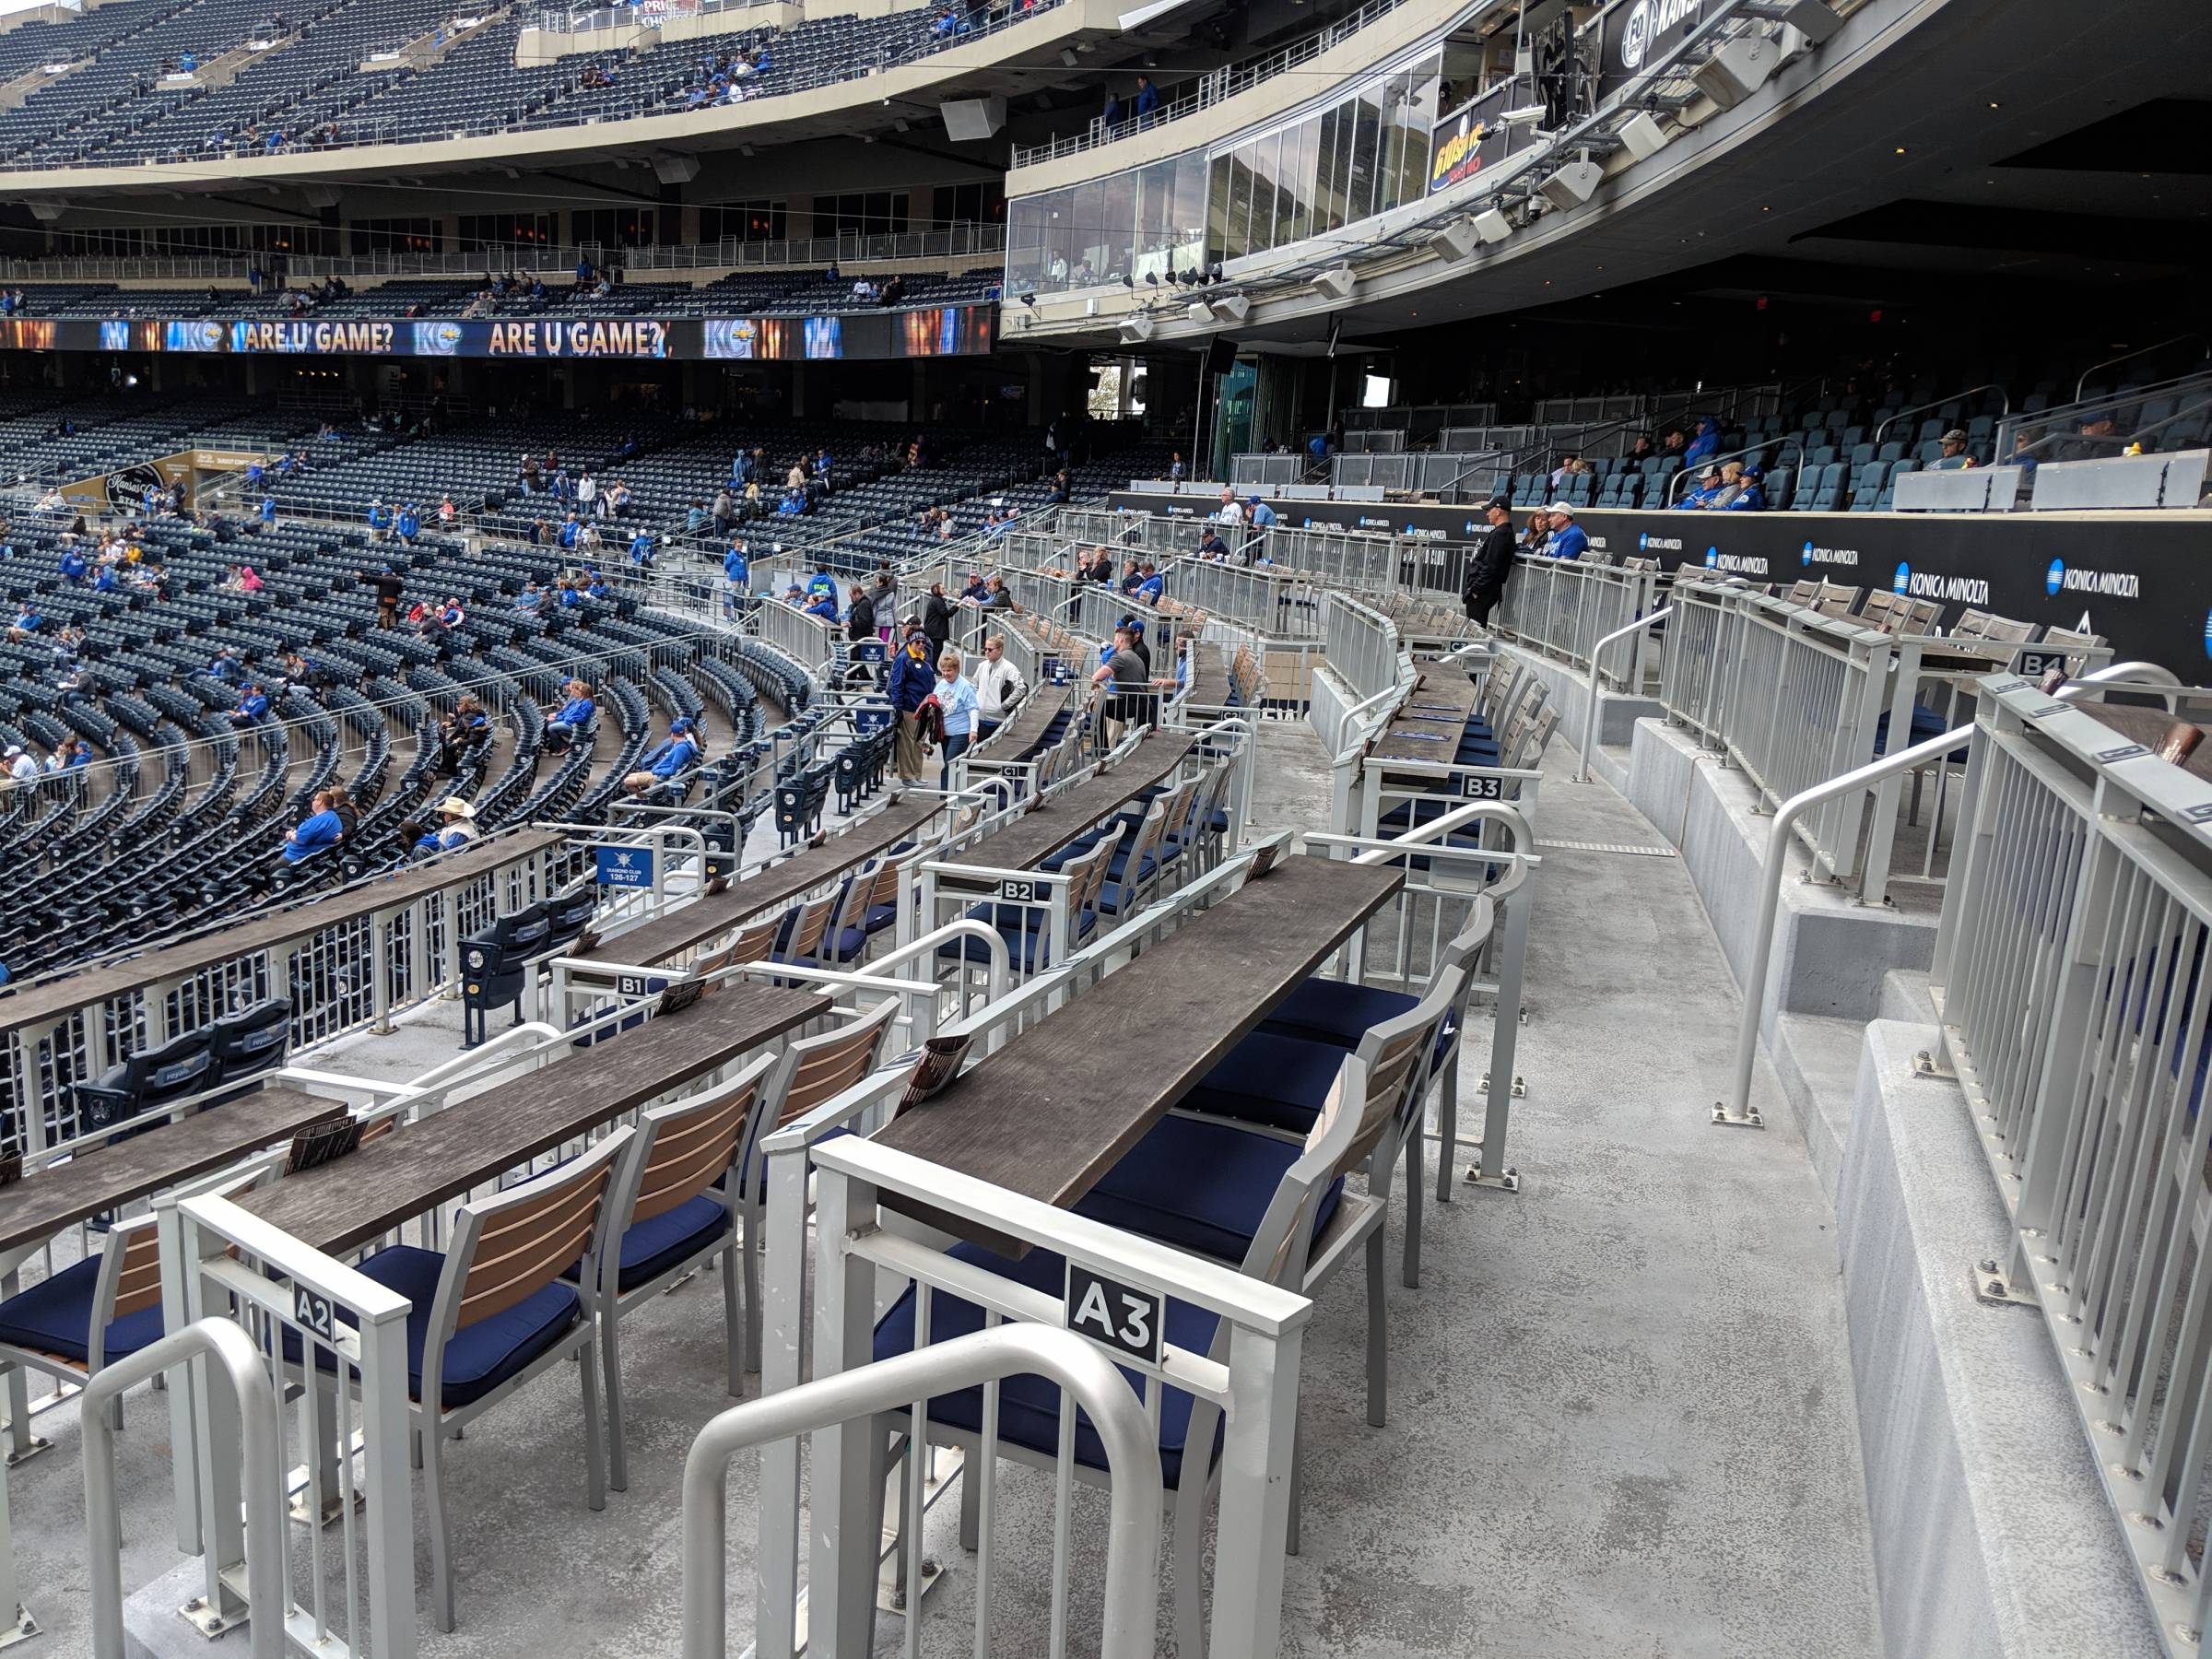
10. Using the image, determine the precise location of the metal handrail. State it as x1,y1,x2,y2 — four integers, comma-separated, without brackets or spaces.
2075,334,2209,405
681,1323,1163,1659
1871,383,2009,451
85,1320,287,1659
1576,606,1670,782
1715,658,2186,1128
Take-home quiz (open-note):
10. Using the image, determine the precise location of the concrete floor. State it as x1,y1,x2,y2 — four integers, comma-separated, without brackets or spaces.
9,712,1884,1657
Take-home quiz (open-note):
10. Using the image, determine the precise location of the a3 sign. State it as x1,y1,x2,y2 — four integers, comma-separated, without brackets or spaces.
1064,1262,1166,1368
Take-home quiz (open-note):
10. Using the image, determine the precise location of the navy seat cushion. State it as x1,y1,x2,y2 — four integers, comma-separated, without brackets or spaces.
1260,978,1418,1048
329,1245,582,1409
863,902,900,933
873,1241,1222,1489
568,1194,731,1294
1182,1030,1350,1133
1074,1113,1343,1264
0,1253,163,1366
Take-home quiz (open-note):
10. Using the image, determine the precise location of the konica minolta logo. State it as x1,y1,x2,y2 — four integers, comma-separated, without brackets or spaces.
1704,547,1718,568
1802,541,1814,567
1703,547,1770,576
1640,534,1683,553
1893,561,1911,593
1902,569,1992,605
2046,559,2141,600
1802,542,1858,569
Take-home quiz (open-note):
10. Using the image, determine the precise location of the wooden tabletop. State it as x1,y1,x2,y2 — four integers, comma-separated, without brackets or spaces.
0,830,562,1041
237,983,824,1256
971,686,1065,759
943,733,1195,875
2076,704,2212,782
1371,668,1480,762
0,1088,338,1257
585,799,942,970
875,853,1403,1252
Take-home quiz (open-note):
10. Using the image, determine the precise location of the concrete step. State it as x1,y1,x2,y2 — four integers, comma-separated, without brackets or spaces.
1880,965,1938,1024
1772,1010,1867,1202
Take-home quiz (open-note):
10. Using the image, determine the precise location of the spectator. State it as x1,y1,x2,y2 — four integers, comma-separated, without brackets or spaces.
515,580,546,612
412,796,479,855
230,682,270,725
933,647,978,789
806,564,838,603
1134,75,1159,124
1545,502,1588,560
369,564,404,629
1135,562,1165,605
1246,494,1277,530
845,582,877,653
1091,624,1150,745
888,629,935,786
1707,462,1746,510
367,500,392,536
629,528,656,566
3,745,37,788
6,600,41,641
625,717,702,796
803,586,838,623
1462,497,1514,627
1725,465,1767,512
1660,428,1687,459
979,575,1013,611
922,582,954,660
1677,468,1724,510
237,564,264,593
282,789,345,864
1627,434,1654,465
546,678,595,746
209,645,246,683
258,493,277,531
395,502,421,544
58,546,87,582
1930,429,1975,471
973,633,1024,737
1548,453,1581,490
871,566,898,641
1683,419,1719,466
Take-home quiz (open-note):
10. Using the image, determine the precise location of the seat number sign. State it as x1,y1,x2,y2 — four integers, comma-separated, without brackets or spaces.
999,878,1040,903
1065,1263,1164,1367
293,1284,338,1342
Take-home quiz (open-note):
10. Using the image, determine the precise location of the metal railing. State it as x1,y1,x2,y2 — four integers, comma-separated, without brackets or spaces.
16,227,1006,285
1009,0,1414,168
1491,555,1664,688
683,1325,1163,1659
1310,591,1408,757
1659,580,1892,890
1872,384,2010,452
1918,673,2212,1656
84,1320,288,1659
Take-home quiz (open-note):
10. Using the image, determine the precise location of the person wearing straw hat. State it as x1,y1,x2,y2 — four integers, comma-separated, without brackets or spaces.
412,795,478,856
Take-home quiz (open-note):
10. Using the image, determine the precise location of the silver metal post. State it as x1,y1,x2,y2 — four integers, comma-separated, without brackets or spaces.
1576,606,1672,782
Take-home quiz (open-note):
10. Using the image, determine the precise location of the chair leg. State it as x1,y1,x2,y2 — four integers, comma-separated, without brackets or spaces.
3,1366,30,1461
1171,1478,1207,1659
424,1426,458,1633
743,1199,765,1374
1434,1067,1458,1206
1402,1127,1424,1291
1365,1230,1388,1430
581,1331,607,1513
603,1301,629,1494
958,1451,982,1552
721,1246,744,1398
1286,1419,1302,1558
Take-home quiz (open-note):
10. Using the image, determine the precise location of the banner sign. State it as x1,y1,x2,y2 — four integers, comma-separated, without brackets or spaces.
13,303,997,361
1109,488,2212,675
1427,81,1527,196
1595,0,1707,98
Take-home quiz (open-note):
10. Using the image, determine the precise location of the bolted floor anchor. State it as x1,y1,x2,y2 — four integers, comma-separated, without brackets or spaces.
1912,1048,1957,1081
1711,1100,1765,1129
1461,1142,1523,1193
1477,1073,1525,1099
1971,1258,2038,1309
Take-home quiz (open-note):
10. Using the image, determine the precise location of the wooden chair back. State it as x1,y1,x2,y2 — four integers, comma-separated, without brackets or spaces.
450,1129,630,1330
627,1053,776,1227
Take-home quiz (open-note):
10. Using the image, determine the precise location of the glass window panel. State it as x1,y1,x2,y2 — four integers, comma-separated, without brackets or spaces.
1376,75,1408,218
1315,106,1345,233
1282,118,1316,243
1243,132,1279,258
1400,61,1440,207
1225,149,1254,262
1206,153,1232,267
1347,86,1382,224
1171,151,1208,274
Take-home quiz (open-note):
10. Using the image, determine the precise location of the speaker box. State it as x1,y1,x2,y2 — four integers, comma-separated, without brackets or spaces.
1618,111,1668,162
1186,301,1213,324
939,95,1006,141
1209,292,1250,323
1430,218,1479,263
1204,335,1238,376
1471,207,1514,244
651,154,700,185
1538,159,1604,211
1690,38,1775,110
1312,265,1356,301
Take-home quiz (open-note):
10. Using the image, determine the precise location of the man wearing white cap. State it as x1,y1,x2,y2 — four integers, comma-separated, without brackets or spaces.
1545,501,1589,560
3,745,36,788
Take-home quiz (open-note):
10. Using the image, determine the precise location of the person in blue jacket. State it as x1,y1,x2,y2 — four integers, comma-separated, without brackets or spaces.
888,629,935,787
545,677,595,747
586,570,610,600
58,547,87,582
395,503,421,544
629,529,656,565
806,564,838,602
209,645,245,684
281,790,345,863
625,716,703,796
1683,418,1719,466
1676,467,1724,510
722,541,750,617
230,682,270,725
1725,465,1767,512
367,500,392,535
93,562,118,594
258,494,277,529
1544,502,1589,560
803,588,839,622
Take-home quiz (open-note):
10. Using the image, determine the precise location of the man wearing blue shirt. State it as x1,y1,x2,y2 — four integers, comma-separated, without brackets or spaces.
6,601,40,641
367,500,391,536
624,716,702,795
1245,495,1277,529
586,571,610,600
259,494,277,529
230,683,270,725
210,646,245,684
1135,562,1165,605
629,530,656,565
58,547,86,582
1544,502,1589,560
93,563,117,594
803,589,838,622
1677,468,1724,510
282,791,345,864
722,542,750,618
1683,419,1718,466
395,503,421,544
806,566,838,602
559,513,582,549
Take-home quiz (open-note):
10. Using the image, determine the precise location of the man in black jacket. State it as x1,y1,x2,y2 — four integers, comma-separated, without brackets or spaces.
1463,497,1515,628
